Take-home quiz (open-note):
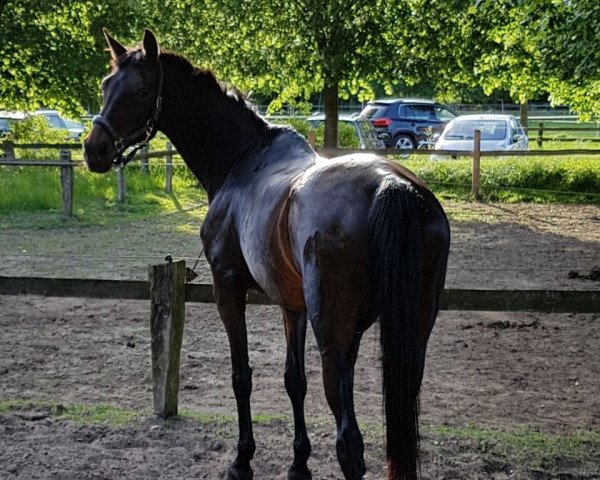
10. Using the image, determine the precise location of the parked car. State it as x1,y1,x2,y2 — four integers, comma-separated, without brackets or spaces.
306,113,385,149
431,114,528,159
0,110,85,140
0,118,10,137
0,111,27,137
33,110,85,139
359,98,458,149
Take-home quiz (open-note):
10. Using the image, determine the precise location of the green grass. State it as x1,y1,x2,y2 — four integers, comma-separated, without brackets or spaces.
0,399,143,426
2,139,600,231
0,164,207,228
425,424,600,471
401,156,600,203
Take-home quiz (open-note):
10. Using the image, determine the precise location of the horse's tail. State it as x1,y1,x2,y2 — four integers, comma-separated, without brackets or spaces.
369,179,423,480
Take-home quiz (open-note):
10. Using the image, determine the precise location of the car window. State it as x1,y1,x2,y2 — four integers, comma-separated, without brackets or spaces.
44,114,64,129
401,105,435,120
445,120,507,140
513,119,526,136
0,119,9,132
434,106,457,121
508,119,518,138
361,105,387,119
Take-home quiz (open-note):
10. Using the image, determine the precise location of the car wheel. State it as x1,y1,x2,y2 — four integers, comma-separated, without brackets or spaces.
393,134,415,150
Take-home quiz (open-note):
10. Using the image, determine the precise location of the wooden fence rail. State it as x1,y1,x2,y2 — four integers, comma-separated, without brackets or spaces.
0,275,598,313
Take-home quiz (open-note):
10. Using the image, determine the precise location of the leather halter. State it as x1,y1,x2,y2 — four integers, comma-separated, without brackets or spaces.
92,60,163,168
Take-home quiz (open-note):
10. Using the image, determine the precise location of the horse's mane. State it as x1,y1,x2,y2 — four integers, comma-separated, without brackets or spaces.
114,47,257,114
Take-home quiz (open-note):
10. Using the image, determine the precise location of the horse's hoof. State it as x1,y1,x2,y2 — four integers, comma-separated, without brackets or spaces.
287,465,312,480
225,465,254,480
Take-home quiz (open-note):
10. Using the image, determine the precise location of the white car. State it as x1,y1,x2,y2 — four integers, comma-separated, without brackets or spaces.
34,109,85,139
432,114,528,159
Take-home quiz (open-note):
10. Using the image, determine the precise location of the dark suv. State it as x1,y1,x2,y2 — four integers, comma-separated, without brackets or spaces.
360,99,458,149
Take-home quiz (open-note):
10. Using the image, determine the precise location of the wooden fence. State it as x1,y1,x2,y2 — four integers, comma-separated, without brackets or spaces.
1,141,177,214
3,135,600,215
1,274,598,313
2,264,598,418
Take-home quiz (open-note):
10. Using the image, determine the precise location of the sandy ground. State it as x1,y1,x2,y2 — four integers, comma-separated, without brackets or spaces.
0,201,599,479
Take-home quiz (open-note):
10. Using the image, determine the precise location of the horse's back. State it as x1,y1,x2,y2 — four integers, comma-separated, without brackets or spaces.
287,154,442,259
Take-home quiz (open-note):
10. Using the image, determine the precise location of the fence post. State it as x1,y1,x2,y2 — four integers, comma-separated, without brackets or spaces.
307,130,316,148
165,142,173,194
59,150,73,216
471,129,481,201
141,144,149,175
537,122,544,149
2,141,15,159
116,166,126,203
149,259,186,419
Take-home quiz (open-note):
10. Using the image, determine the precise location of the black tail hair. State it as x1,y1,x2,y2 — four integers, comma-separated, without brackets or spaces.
369,179,423,480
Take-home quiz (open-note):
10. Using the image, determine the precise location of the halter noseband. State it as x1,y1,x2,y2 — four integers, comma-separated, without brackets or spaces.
92,60,163,168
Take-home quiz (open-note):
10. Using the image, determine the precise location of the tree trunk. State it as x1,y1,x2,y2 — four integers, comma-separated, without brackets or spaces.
323,81,339,148
520,101,528,134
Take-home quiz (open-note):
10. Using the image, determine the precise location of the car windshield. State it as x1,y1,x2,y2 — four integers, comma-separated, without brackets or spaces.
445,120,507,140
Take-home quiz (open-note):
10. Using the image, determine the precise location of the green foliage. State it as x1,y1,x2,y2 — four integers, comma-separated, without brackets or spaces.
9,116,76,160
1,0,600,137
270,118,359,148
0,0,143,114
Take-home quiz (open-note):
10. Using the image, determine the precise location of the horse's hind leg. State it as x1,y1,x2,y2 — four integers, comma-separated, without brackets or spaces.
302,260,369,479
318,330,366,479
282,308,312,479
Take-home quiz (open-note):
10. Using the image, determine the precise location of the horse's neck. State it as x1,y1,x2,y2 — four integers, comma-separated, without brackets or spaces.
158,64,268,199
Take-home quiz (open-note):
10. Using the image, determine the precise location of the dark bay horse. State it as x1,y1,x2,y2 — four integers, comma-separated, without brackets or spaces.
83,29,450,480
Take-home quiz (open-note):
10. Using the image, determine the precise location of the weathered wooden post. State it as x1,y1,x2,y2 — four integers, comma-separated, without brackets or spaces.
471,129,481,201
141,144,149,174
59,149,73,216
149,259,186,418
165,142,173,194
117,166,126,203
2,141,15,159
537,122,544,149
307,130,316,148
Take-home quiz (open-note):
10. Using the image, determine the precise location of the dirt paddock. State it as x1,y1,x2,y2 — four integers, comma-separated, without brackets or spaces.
0,202,599,479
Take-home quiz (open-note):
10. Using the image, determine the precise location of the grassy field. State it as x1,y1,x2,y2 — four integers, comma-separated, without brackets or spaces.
2,123,600,228
0,162,207,228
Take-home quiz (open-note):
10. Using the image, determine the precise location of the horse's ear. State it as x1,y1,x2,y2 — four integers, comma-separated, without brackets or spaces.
103,28,126,61
142,29,160,62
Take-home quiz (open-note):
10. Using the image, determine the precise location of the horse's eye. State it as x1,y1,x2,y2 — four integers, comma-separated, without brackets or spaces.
138,87,150,96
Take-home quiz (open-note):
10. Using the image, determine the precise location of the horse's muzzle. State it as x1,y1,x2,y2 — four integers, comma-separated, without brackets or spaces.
83,128,114,173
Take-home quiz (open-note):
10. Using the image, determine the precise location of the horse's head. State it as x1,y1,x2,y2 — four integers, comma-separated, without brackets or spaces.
83,29,162,173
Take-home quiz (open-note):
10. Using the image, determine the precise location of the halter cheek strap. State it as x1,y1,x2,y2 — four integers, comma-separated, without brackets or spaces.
92,60,163,168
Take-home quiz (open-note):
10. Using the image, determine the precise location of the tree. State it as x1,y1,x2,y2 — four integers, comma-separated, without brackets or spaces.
466,0,600,119
139,0,402,147
0,0,142,114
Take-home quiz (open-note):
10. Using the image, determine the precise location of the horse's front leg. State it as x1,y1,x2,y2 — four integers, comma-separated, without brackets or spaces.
214,277,255,480
282,308,312,479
